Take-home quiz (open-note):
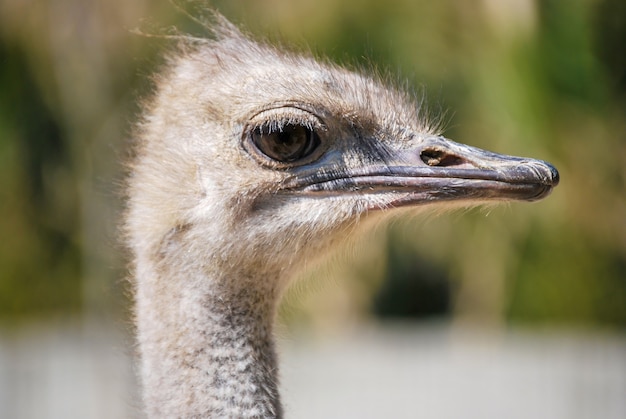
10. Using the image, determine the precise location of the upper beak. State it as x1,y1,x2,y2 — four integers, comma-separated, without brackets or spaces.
284,135,560,207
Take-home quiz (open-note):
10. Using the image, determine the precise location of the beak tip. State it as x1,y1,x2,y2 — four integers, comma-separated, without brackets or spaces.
547,162,560,187
526,160,559,201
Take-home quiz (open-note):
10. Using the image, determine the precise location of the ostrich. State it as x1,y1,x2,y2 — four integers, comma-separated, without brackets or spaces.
125,12,559,418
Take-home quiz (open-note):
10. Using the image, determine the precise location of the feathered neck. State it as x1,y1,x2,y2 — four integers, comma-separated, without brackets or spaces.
134,250,284,418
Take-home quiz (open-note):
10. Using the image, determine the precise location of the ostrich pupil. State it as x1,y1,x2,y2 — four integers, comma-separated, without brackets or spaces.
254,124,315,162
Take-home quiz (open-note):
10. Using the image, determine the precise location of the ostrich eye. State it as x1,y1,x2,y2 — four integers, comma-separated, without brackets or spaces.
251,124,320,163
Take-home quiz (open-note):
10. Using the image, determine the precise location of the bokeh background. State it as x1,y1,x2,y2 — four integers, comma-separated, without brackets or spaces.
0,0,624,418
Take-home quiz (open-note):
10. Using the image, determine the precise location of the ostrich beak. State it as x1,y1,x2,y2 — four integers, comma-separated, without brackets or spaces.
287,135,560,206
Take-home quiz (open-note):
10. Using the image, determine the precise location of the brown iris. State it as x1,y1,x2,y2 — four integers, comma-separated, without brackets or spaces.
251,124,320,163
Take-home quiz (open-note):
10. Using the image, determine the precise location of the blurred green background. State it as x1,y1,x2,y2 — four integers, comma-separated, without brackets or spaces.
0,0,624,330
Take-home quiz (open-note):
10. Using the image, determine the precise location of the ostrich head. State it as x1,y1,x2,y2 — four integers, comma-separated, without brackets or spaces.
128,16,557,290
126,12,559,418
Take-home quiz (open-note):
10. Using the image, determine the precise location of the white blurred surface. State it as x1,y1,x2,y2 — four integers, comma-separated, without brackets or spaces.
0,321,624,419
0,321,138,419
281,323,626,419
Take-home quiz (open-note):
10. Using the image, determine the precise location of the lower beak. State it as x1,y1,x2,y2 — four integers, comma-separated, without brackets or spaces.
285,135,560,206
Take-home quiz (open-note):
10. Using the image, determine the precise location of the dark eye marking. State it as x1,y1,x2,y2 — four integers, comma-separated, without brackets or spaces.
251,124,320,163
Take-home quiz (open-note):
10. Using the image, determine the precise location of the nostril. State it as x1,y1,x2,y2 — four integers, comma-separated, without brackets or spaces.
420,149,442,166
420,148,465,167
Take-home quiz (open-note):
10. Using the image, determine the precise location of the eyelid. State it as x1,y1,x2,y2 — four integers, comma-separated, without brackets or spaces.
248,106,327,134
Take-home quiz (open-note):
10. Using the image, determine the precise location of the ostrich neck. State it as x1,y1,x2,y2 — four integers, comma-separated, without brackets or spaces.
136,260,283,418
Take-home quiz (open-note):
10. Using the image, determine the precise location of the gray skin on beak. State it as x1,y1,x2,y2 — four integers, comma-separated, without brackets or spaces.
285,135,560,207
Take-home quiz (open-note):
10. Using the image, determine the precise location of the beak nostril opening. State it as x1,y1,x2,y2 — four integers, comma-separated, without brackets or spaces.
420,149,465,167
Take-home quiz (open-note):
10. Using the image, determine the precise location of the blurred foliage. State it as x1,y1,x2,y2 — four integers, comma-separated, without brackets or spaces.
0,41,81,316
0,0,624,328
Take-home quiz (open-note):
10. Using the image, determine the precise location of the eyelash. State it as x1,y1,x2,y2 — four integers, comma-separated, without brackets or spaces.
248,106,325,134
